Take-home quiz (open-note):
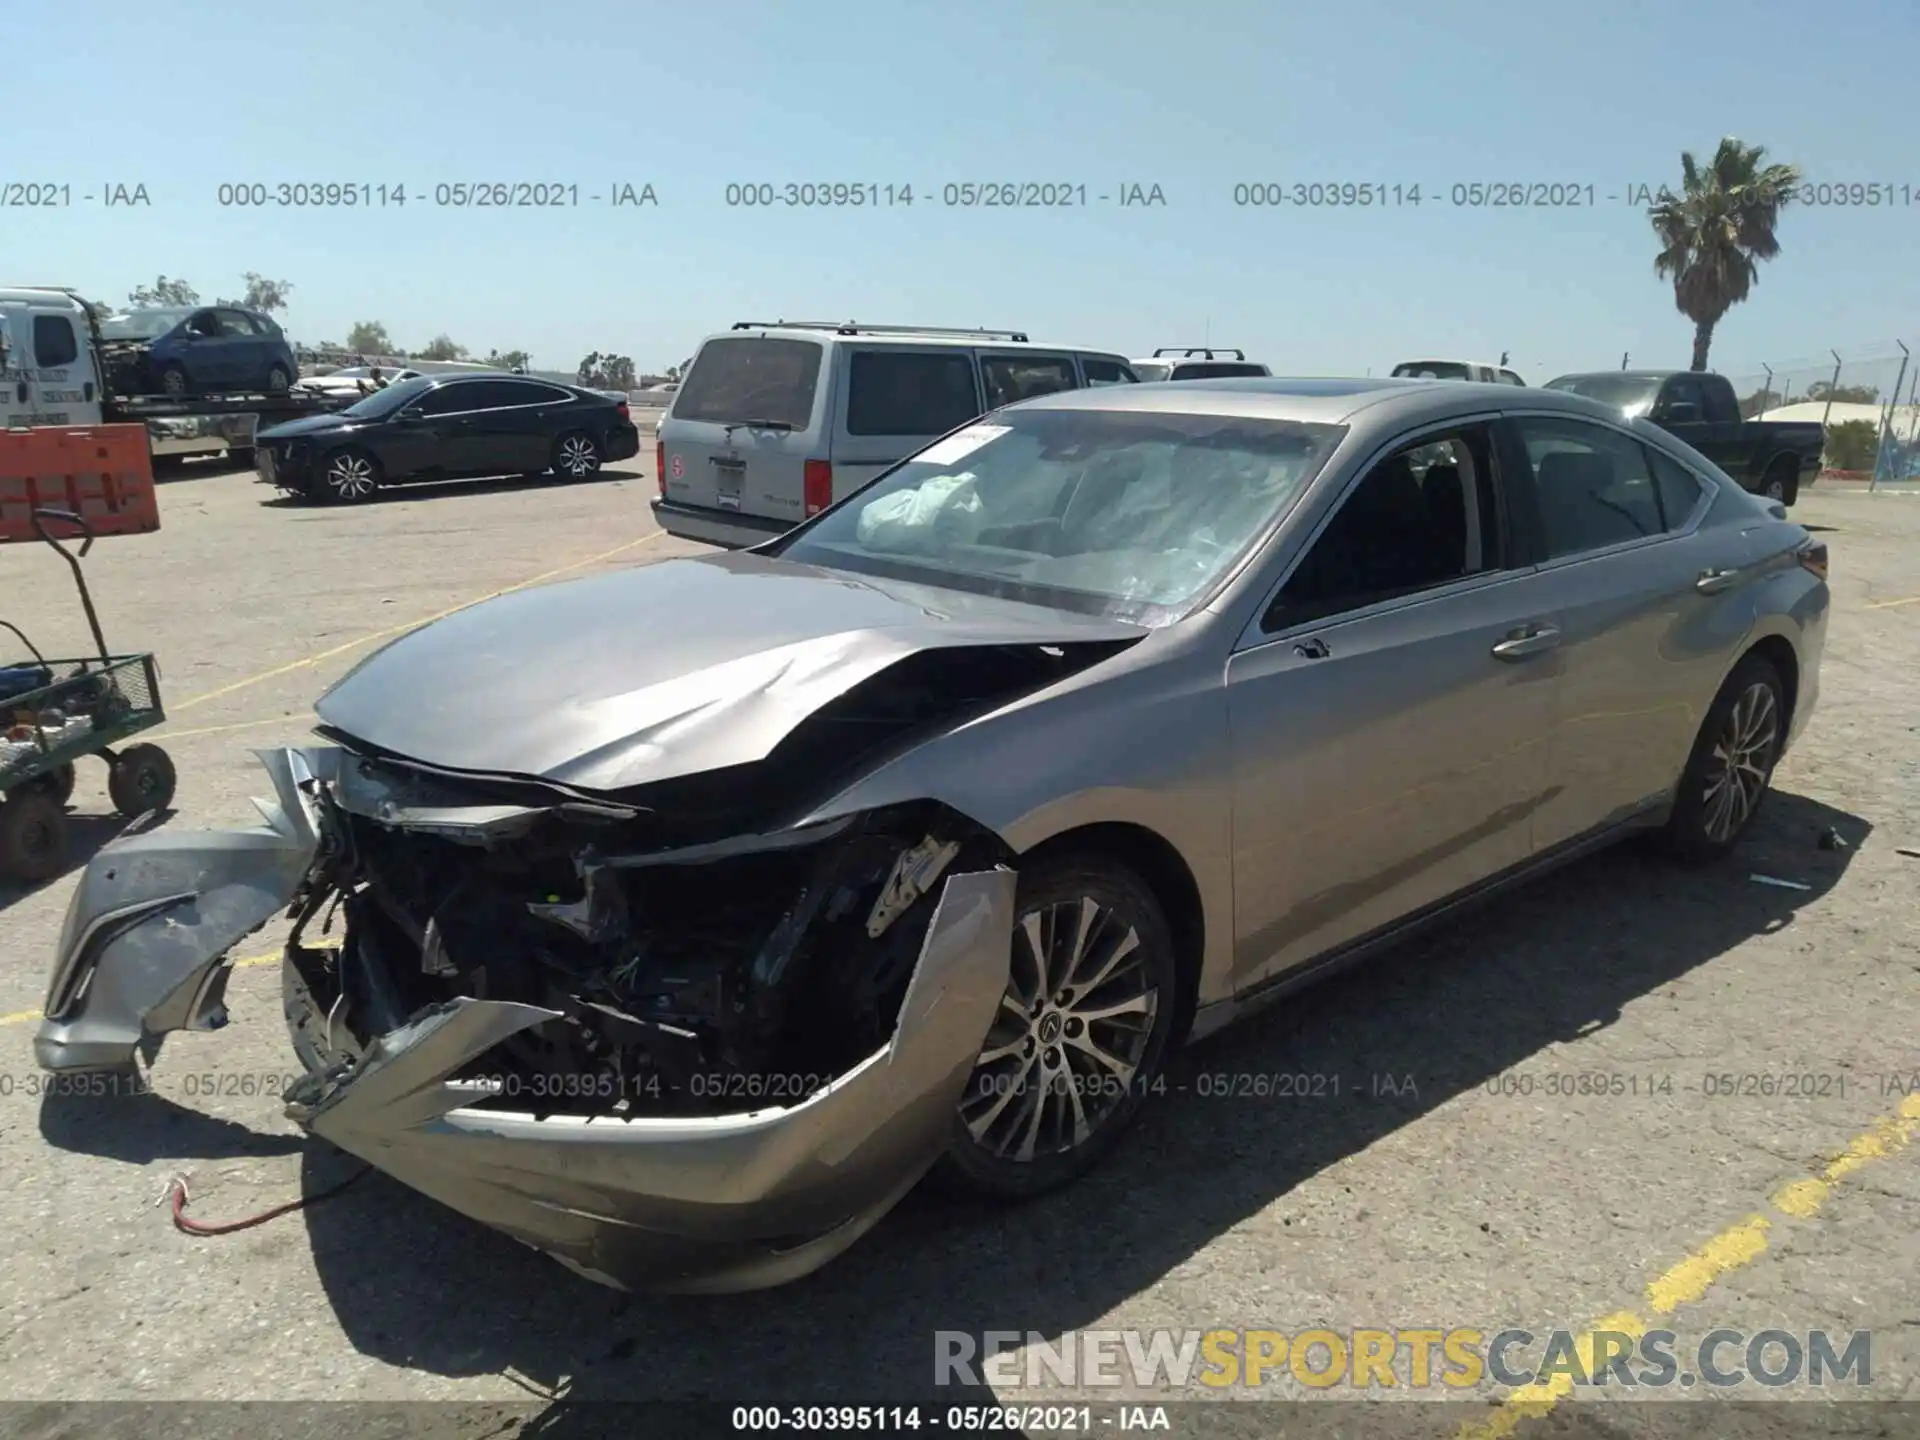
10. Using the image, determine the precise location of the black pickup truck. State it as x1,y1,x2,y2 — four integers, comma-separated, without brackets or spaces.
1543,369,1826,505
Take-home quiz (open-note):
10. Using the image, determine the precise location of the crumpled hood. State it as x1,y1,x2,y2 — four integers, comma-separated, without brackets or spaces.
314,550,1145,794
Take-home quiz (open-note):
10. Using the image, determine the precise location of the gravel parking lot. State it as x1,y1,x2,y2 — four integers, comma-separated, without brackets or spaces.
0,462,1916,1436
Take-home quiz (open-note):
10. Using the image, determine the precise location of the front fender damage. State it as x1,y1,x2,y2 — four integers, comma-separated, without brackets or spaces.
283,868,1014,1292
35,747,334,1073
35,742,1020,1291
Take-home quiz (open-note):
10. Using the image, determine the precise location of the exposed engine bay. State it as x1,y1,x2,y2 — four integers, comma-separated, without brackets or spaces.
280,639,1125,1118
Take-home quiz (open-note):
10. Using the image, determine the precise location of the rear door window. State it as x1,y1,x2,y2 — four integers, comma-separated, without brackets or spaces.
1645,446,1708,528
980,354,1078,409
844,350,981,436
674,337,822,429
1510,415,1665,558
216,309,261,335
456,380,550,410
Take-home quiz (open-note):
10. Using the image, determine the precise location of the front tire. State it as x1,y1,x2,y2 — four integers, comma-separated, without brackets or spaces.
1660,653,1785,864
552,431,602,480
936,853,1178,1200
315,447,381,504
158,363,190,399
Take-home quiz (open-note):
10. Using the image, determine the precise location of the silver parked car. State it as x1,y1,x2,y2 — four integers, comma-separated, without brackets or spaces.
35,378,1827,1294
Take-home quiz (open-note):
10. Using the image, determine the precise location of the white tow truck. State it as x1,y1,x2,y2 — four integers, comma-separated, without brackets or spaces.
0,286,350,471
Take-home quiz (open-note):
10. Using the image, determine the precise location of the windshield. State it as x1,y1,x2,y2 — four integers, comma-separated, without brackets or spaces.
340,374,435,418
1392,361,1473,380
774,406,1346,624
1544,374,1664,415
101,308,192,340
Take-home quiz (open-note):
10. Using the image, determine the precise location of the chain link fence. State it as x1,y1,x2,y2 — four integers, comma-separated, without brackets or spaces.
1718,342,1919,484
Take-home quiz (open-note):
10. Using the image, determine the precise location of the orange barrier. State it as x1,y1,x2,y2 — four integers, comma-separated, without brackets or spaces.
0,425,159,543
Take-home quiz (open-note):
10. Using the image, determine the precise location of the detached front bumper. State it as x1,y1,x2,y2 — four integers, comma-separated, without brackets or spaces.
35,746,1017,1292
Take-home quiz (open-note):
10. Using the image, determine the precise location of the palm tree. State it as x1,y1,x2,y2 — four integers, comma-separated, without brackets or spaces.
1649,137,1801,371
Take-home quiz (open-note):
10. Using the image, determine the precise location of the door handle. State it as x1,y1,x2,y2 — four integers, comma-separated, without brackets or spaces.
1292,638,1330,659
1491,624,1561,661
1695,567,1741,595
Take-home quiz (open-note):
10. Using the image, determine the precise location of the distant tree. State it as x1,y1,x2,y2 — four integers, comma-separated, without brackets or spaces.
346,320,395,354
1649,137,1802,372
222,273,294,313
1803,380,1880,405
128,275,199,307
577,351,637,389
1823,419,1879,472
665,363,682,383
417,334,469,361
485,348,532,371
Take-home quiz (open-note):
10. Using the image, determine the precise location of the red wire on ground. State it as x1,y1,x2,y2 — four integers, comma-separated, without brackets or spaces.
164,1165,372,1237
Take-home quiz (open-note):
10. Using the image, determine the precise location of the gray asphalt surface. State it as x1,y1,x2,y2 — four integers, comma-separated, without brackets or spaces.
0,461,1915,1438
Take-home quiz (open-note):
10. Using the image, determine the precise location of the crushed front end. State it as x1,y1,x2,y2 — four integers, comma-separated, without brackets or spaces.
36,744,1016,1292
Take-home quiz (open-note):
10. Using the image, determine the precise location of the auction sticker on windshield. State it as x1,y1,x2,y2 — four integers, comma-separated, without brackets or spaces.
912,424,1010,468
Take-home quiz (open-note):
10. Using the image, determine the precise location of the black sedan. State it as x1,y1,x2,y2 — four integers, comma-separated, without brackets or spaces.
255,373,642,503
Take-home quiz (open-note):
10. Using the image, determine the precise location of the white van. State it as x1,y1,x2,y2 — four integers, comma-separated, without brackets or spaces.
652,322,1138,548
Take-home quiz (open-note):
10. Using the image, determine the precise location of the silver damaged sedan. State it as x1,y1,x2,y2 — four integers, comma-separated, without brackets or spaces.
35,378,1829,1292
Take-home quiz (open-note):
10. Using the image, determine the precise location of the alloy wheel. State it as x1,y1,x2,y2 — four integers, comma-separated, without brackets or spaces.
1701,681,1779,843
558,435,600,477
1764,477,1786,502
959,895,1160,1163
326,454,377,501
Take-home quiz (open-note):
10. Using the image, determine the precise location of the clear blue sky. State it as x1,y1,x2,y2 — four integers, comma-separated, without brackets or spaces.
14,0,1917,382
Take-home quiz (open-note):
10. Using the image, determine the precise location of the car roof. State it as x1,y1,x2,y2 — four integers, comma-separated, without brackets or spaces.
1014,375,1629,427
710,325,1124,358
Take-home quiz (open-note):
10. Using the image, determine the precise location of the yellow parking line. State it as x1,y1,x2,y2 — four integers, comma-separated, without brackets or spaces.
1457,1093,1920,1439
173,529,668,713
0,946,287,1029
159,715,316,741
1864,593,1920,610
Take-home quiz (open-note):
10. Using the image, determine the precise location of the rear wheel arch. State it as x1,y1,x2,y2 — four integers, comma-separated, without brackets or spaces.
1743,633,1800,736
1017,821,1205,1045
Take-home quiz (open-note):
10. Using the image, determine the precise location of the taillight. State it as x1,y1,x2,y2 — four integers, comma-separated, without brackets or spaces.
803,460,833,516
656,438,667,497
616,399,631,422
1797,539,1828,580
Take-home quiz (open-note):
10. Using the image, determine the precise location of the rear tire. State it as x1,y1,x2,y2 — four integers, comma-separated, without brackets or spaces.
265,364,291,394
1760,459,1797,506
934,852,1179,1201
1659,653,1785,865
315,447,381,504
0,790,68,883
552,431,602,480
107,743,177,817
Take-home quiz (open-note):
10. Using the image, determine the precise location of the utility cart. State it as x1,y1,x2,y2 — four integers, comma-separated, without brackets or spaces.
0,508,175,882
